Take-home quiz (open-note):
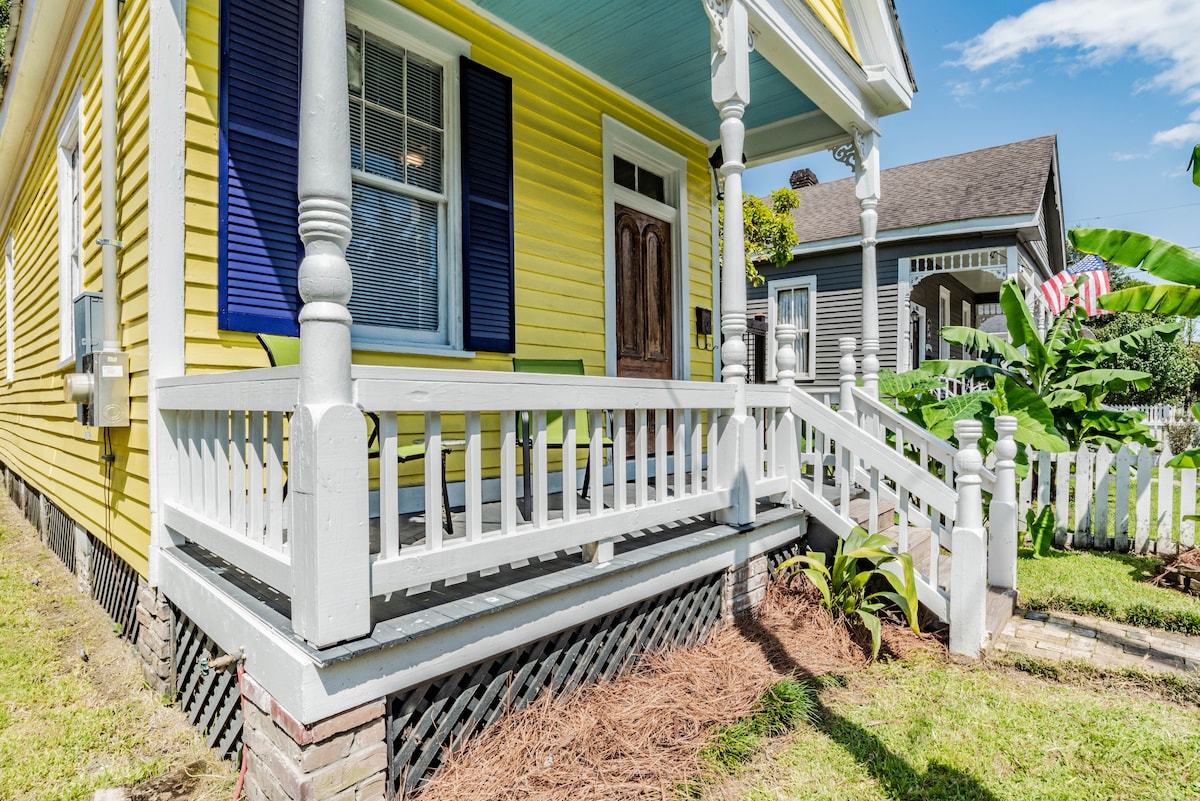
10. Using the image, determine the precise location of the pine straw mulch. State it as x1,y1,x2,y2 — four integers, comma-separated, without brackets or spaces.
415,582,945,801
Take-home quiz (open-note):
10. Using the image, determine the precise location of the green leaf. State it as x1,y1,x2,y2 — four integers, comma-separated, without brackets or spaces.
854,609,883,660
1000,280,1048,366
938,326,1023,363
1070,228,1200,286
877,368,944,399
1061,369,1152,393
1099,285,1200,316
1086,320,1183,356
994,376,1069,453
1167,449,1200,469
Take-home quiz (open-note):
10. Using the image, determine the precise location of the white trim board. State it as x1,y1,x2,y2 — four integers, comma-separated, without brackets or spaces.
786,213,1039,258
147,0,188,588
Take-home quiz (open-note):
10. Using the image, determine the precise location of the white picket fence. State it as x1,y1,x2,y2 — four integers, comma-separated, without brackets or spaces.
1018,443,1196,555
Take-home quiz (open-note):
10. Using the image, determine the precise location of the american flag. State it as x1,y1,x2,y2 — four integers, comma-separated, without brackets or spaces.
1038,254,1111,317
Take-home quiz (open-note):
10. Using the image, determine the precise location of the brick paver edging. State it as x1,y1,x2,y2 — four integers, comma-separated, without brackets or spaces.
991,609,1200,676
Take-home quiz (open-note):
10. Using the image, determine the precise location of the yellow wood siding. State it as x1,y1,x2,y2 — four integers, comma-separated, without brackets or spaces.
0,0,154,575
806,0,860,63
184,0,715,382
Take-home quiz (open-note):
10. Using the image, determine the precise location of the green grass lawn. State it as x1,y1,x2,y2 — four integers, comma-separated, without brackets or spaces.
0,514,235,801
1016,547,1200,635
710,655,1200,801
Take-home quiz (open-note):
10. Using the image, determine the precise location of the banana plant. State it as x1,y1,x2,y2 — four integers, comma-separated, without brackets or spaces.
883,278,1172,454
1069,227,1200,316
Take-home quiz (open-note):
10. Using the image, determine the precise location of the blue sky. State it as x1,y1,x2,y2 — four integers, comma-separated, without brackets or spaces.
744,0,1200,253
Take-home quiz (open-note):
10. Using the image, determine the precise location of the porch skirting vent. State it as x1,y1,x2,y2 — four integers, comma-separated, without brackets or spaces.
387,573,724,795
172,604,244,761
90,535,141,642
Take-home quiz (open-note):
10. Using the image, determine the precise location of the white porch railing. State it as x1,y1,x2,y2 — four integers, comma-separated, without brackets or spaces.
157,344,1014,657
157,366,747,643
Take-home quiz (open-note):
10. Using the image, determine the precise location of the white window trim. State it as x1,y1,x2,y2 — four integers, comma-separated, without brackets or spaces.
601,115,690,379
344,4,469,354
767,275,817,382
56,90,82,368
4,235,13,383
938,285,951,360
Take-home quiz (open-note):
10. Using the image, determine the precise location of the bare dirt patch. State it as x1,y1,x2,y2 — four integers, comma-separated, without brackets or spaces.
417,582,945,801
0,498,236,801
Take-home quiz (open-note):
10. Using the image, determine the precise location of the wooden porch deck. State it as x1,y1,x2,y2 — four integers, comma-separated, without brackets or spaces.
173,485,808,666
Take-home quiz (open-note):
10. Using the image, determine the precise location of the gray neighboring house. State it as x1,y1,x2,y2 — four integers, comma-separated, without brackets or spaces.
748,134,1066,389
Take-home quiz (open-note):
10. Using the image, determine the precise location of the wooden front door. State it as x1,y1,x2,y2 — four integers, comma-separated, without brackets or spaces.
615,204,673,380
615,204,673,457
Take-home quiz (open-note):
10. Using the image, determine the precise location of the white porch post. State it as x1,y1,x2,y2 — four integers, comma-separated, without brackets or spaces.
950,420,988,658
832,128,881,397
989,416,1019,591
290,0,370,647
709,0,755,526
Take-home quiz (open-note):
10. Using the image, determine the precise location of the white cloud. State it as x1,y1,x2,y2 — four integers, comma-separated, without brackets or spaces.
1151,122,1200,147
953,0,1200,144
1111,151,1151,161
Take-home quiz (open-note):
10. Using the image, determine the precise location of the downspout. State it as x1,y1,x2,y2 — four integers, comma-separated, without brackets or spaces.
100,0,120,351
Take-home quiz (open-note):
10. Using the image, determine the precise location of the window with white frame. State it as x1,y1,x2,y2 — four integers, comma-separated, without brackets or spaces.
57,96,83,365
344,20,458,348
768,275,816,380
4,235,13,382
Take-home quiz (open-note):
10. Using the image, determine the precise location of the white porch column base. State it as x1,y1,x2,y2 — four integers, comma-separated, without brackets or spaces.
989,417,1019,591
950,420,988,658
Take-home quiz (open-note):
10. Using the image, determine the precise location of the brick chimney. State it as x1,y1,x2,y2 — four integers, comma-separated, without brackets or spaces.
789,168,818,189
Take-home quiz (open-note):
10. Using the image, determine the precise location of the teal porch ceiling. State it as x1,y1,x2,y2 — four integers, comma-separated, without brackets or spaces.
470,0,819,141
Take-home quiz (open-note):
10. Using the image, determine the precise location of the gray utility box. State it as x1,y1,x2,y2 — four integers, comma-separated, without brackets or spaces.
66,292,129,427
74,292,104,371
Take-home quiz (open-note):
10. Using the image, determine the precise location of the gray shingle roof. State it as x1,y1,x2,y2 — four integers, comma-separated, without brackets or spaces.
790,135,1057,244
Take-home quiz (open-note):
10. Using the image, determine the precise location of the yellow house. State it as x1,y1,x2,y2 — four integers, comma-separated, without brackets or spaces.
0,2,997,798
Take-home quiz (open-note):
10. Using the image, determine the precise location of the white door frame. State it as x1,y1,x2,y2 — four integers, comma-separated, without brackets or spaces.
601,116,690,379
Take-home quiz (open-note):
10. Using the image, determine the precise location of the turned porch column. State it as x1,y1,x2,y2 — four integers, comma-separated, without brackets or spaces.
832,128,881,397
290,0,370,647
709,0,755,525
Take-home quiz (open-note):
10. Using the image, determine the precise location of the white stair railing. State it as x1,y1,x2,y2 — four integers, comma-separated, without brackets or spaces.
769,330,1017,657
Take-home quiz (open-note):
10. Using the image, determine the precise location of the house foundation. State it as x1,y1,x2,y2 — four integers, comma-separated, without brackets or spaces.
136,583,174,696
241,674,388,801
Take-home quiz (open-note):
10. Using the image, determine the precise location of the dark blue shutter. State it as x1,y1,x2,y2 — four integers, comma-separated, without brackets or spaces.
218,0,302,336
460,58,515,353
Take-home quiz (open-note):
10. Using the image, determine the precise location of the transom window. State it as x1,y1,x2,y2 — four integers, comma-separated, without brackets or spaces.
345,24,450,346
613,156,666,204
768,275,816,381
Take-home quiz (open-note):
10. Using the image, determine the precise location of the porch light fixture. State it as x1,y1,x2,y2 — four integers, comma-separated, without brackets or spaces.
707,146,746,201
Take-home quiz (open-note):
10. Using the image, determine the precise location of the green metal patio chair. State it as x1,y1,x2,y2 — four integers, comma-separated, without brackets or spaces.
257,334,453,534
512,357,613,520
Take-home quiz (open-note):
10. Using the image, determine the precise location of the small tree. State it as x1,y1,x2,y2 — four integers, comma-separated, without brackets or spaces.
719,188,799,286
1089,311,1198,406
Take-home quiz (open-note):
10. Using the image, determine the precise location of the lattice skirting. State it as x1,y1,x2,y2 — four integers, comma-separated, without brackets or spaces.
0,462,137,641
173,606,244,761
90,537,141,643
387,572,724,796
